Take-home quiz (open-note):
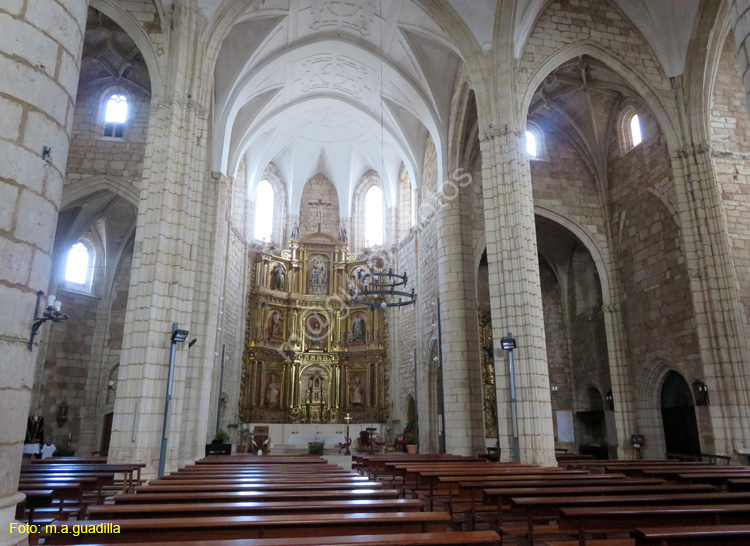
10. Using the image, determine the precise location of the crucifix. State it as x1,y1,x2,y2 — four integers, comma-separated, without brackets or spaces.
343,412,352,456
308,198,331,233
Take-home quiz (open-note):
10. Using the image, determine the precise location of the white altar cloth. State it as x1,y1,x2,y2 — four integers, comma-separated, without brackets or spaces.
288,432,345,444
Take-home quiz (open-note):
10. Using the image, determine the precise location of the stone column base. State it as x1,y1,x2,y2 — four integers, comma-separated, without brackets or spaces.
0,492,29,546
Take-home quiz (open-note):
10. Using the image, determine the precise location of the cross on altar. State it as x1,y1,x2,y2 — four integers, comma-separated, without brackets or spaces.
342,412,352,456
308,198,331,232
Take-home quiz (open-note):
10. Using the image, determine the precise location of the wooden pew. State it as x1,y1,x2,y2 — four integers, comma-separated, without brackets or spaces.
112,489,400,504
728,478,750,491
39,530,502,546
484,484,717,537
633,524,750,545
134,482,384,493
30,457,108,464
89,498,424,519
195,456,327,465
21,463,145,492
42,512,453,544
146,476,371,486
557,504,750,546
677,471,750,485
512,492,750,545
15,490,52,524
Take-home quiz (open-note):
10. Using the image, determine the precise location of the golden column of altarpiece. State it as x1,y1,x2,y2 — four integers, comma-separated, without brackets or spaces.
240,233,389,425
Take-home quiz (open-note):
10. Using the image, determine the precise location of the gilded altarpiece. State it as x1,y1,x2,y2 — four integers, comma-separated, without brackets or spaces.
241,233,389,425
480,312,498,438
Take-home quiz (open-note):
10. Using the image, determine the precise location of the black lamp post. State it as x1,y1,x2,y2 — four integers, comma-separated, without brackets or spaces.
500,332,519,462
158,323,189,477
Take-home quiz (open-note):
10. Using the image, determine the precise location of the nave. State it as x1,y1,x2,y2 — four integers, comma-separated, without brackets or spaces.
15,452,750,546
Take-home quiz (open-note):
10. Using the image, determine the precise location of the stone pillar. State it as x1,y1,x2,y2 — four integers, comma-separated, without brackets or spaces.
478,123,556,466
671,143,750,455
0,1,87,544
730,0,750,117
108,1,221,475
436,173,485,455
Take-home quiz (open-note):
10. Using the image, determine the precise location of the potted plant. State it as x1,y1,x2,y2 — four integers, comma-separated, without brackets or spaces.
404,432,419,454
205,429,232,456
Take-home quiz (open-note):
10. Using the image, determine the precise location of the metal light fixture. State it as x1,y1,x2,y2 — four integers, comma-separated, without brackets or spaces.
692,380,709,406
159,323,188,477
28,291,69,351
349,261,416,308
501,331,520,462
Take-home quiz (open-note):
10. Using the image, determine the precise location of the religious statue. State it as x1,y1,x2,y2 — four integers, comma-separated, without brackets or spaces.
350,314,366,341
351,376,364,405
271,264,285,291
307,255,330,295
291,222,300,240
267,310,283,339
339,225,348,243
265,376,280,406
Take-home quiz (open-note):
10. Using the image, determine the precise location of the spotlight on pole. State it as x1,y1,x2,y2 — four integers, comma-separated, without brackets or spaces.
501,332,520,463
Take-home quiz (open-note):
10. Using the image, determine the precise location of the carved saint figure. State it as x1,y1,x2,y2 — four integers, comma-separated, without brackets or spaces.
339,225,348,243
351,376,364,405
265,376,280,406
350,314,366,341
267,310,283,339
271,264,285,291
307,255,330,295
291,222,300,239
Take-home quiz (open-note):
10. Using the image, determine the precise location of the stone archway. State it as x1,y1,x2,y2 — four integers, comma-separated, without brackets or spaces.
661,371,701,457
634,358,675,459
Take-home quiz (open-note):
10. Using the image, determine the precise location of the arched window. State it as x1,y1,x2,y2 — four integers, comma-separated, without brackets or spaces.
525,130,538,157
619,106,644,153
630,114,642,146
253,180,275,242
364,185,384,247
65,241,95,291
103,94,128,138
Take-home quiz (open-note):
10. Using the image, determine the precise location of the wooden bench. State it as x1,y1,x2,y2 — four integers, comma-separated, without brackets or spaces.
677,471,750,485
728,479,750,492
42,511,453,544
15,490,53,524
558,504,750,545
512,492,750,544
39,530,502,546
633,524,750,545
113,489,400,504
89,498,424,519
135,482,384,493
146,475,373,487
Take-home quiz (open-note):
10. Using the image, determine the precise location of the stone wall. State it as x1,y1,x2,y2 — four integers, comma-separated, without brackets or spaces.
299,174,340,237
712,33,750,327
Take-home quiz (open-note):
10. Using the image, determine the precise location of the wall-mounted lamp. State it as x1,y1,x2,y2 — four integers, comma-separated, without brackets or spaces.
28,291,69,351
692,380,709,406
188,338,198,348
108,380,116,391
171,329,189,343
551,385,559,398
605,389,614,411
42,146,51,161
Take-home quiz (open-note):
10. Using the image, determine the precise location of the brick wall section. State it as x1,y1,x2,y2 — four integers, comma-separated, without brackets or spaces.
518,0,671,99
607,108,702,411
65,84,150,186
711,34,750,327
299,174,340,237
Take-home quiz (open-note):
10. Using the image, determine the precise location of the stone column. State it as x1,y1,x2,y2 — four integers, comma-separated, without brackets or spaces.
672,143,750,455
435,171,485,455
478,124,555,466
730,0,750,117
108,1,221,475
0,1,87,544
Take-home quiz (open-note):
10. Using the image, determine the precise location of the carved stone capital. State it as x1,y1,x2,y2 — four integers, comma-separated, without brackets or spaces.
601,303,621,313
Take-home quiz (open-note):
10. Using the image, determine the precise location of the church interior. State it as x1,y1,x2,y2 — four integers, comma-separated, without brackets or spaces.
5,0,750,544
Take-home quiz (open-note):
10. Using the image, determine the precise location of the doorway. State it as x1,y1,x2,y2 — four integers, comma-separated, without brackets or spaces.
660,371,700,456
100,412,113,456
